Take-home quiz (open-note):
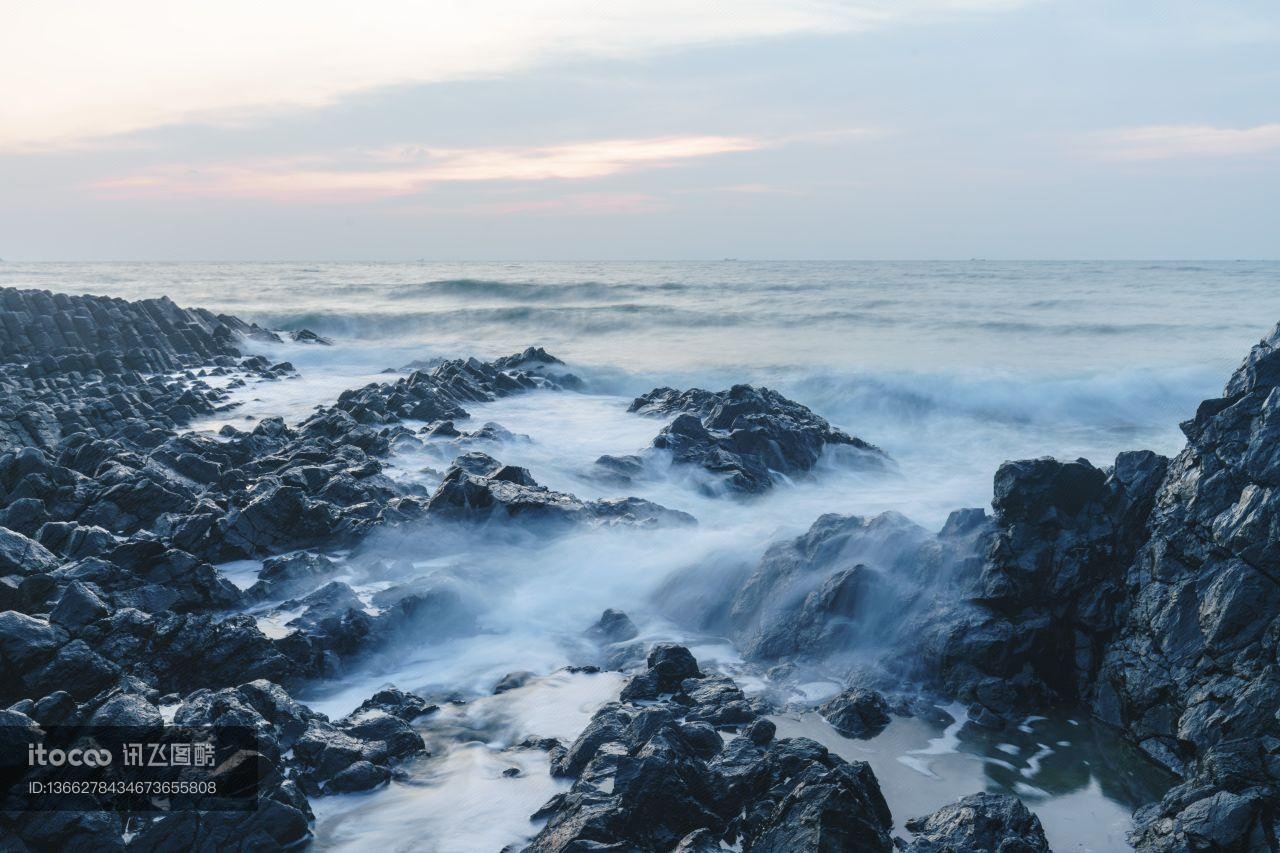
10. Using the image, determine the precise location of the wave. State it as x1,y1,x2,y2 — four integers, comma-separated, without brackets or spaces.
383,278,692,303
250,302,750,338
765,365,1223,437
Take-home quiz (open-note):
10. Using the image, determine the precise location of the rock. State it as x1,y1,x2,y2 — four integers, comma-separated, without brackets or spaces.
36,521,115,560
327,759,390,792
530,644,892,852
743,718,776,746
426,452,693,529
644,643,702,697
630,384,886,493
88,692,164,728
221,482,341,556
901,792,1049,852
353,686,437,721
493,671,536,694
0,525,59,575
28,639,120,700
819,688,891,739
587,608,640,643
49,580,111,631
0,610,67,678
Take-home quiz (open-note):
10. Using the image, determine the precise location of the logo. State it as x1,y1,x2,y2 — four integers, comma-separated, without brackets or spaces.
27,744,113,767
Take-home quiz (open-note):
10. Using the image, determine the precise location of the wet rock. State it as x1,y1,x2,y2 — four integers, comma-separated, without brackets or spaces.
494,671,536,694
1128,738,1278,852
0,525,60,575
630,383,886,493
587,608,640,643
87,692,163,729
819,688,891,739
0,610,67,676
531,645,892,852
743,718,776,746
28,639,119,700
36,521,115,560
708,511,948,664
427,452,694,529
353,686,437,721
901,792,1049,852
221,481,342,556
126,783,313,851
327,759,390,792
49,580,111,632
247,550,340,600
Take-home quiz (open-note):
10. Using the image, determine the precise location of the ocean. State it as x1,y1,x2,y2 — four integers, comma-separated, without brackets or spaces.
3,259,1277,850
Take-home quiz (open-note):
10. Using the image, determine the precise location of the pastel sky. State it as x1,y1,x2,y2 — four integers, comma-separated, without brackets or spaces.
2,0,1278,260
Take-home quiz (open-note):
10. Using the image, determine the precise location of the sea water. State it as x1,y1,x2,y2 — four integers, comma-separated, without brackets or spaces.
4,260,1274,850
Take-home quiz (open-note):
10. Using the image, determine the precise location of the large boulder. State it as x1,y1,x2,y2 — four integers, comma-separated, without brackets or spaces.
530,645,893,853
628,384,886,493
901,792,1049,852
426,452,694,529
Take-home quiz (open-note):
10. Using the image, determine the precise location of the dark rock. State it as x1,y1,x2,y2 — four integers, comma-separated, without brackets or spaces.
901,792,1049,852
353,686,437,721
630,384,886,493
426,452,694,529
248,550,339,600
587,608,640,643
49,581,111,631
743,718,776,746
0,525,59,575
494,671,536,694
531,645,892,853
327,759,390,792
87,692,163,728
819,688,891,739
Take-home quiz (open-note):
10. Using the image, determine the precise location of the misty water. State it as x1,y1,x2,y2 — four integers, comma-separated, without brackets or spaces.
5,260,1277,850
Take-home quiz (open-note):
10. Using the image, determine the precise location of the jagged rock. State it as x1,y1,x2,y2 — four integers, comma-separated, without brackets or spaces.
629,384,886,493
353,686,437,721
36,521,115,560
0,525,60,575
87,692,163,728
0,611,68,700
901,792,1049,852
1128,736,1278,852
587,608,640,643
426,452,694,529
819,688,891,739
49,580,111,631
688,511,969,665
247,551,340,600
531,645,892,853
493,671,536,694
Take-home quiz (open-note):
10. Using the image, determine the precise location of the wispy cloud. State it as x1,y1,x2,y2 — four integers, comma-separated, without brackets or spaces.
93,135,769,201
0,0,1024,151
1089,123,1280,160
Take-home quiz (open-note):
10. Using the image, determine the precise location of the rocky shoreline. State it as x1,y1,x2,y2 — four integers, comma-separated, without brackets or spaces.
0,285,1276,851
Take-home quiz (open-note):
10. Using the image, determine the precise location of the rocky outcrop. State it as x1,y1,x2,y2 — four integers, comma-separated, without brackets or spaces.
900,792,1050,852
0,288,245,371
526,644,895,852
819,688,891,739
427,452,695,529
918,450,1169,719
1091,323,1280,843
331,347,579,428
624,384,886,493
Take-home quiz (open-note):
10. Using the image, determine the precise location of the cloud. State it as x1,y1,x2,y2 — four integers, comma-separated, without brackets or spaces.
93,135,768,201
460,193,669,216
1089,123,1280,160
0,0,1025,151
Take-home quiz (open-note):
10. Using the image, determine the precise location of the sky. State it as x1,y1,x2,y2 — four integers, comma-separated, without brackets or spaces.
1,0,1278,260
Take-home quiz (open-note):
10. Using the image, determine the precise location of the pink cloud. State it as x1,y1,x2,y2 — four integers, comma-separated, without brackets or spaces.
93,135,766,202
